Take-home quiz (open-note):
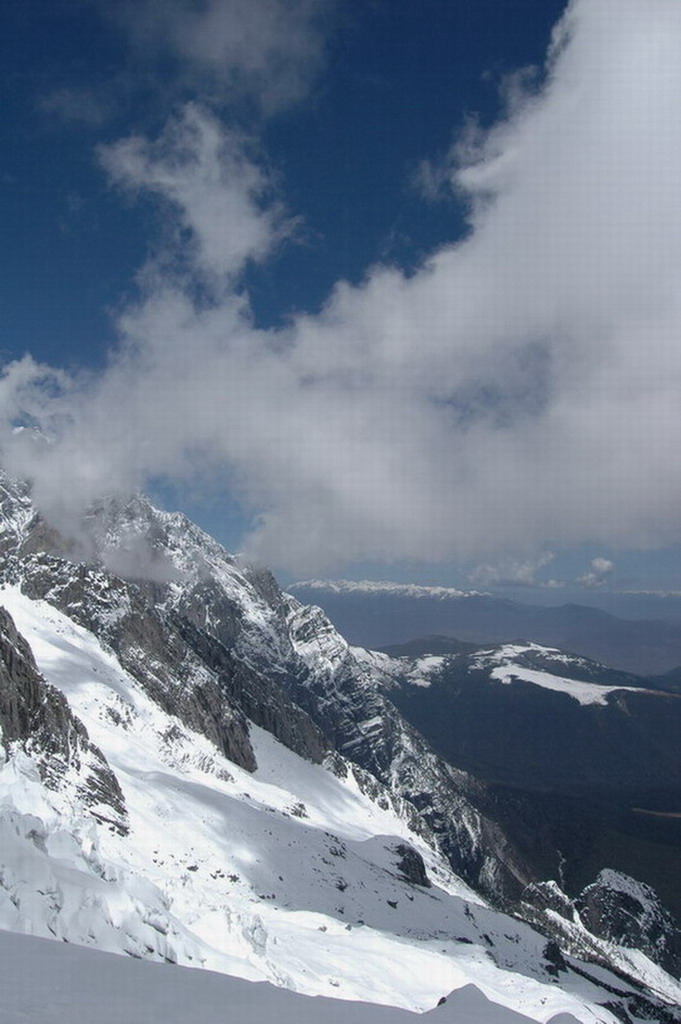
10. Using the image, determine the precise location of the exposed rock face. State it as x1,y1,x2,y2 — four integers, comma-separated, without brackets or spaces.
283,598,537,900
7,551,258,773
0,475,33,556
393,843,431,888
0,606,127,833
172,615,327,764
521,881,577,923
576,870,681,979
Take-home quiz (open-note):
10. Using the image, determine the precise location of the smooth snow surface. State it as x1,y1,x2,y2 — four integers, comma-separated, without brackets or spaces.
1,585,671,1022
0,930,580,1024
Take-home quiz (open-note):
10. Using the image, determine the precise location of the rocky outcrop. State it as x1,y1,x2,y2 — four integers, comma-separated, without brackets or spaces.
521,881,578,923
576,870,681,979
0,606,128,833
5,551,258,773
393,843,431,887
172,614,328,764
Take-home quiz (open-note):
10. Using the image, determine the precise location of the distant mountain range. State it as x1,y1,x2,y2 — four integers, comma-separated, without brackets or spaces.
290,579,681,675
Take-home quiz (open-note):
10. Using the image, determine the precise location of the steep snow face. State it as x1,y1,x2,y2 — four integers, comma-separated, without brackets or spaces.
6,480,660,910
0,585,657,1023
1,486,510,901
471,644,650,706
0,605,127,833
1,478,681,1020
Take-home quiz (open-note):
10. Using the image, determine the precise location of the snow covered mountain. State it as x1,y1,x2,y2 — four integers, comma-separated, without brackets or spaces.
1,469,680,1023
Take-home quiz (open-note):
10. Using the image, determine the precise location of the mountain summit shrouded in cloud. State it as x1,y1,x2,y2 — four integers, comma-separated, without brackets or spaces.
2,0,681,577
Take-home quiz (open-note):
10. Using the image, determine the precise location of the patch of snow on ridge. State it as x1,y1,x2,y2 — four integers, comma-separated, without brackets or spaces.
473,644,650,706
407,656,446,687
0,584,634,1021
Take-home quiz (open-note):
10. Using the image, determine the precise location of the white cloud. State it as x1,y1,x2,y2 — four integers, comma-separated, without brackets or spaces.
577,556,615,588
577,557,614,588
4,0,681,574
100,104,291,284
468,553,556,589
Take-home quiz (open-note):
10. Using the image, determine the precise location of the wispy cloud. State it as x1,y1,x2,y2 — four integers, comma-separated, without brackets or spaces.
37,87,114,128
577,557,614,588
3,0,681,574
108,0,333,114
468,552,558,589
38,0,333,131
100,104,292,284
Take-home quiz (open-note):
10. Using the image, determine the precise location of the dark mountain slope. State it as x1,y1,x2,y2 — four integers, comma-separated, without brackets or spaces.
376,641,681,921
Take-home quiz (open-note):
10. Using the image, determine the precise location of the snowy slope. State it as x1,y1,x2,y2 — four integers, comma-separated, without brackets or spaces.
1,583,664,1023
0,930,582,1024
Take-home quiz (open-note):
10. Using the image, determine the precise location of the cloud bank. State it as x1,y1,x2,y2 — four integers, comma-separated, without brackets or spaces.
3,0,681,574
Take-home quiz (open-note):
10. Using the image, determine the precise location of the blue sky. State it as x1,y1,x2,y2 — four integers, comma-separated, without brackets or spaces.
1,0,564,363
3,0,681,602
